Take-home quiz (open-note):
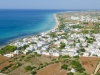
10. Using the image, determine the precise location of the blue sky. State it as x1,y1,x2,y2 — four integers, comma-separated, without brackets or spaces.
0,0,100,9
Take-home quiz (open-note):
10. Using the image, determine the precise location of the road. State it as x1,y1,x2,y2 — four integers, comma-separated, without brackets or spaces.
93,62,100,75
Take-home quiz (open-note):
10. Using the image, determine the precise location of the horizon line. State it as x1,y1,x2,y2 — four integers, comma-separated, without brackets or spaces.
0,8,100,10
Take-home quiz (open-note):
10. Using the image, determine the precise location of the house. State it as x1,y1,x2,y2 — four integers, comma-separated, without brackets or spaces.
52,53,59,56
23,50,28,54
0,73,6,75
35,50,43,54
70,68,75,73
76,43,81,48
42,51,50,56
41,45,49,51
83,52,90,57
14,50,19,55
82,42,88,47
4,54,14,58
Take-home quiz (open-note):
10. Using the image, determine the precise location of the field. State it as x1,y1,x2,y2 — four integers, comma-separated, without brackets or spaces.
79,56,99,74
9,55,57,75
0,55,10,64
36,63,66,75
0,54,100,75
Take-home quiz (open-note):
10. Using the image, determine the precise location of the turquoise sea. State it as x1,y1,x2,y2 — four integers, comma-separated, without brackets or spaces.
0,9,67,46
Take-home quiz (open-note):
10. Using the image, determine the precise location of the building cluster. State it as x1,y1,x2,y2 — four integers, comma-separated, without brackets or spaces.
71,15,99,22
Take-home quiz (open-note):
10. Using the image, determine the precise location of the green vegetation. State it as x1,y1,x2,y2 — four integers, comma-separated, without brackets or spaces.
0,45,17,55
21,45,29,50
67,72,74,75
58,55,87,74
49,32,56,38
95,73,100,75
81,30,89,34
59,55,70,59
61,64,68,70
71,60,85,72
82,29,100,34
0,64,13,72
80,48,85,52
34,52,41,57
86,37,95,43
12,62,22,69
83,22,88,24
94,23,100,29
59,42,66,49
98,18,100,20
62,35,68,39
30,71,37,75
25,65,36,72
58,24,65,30
58,17,65,30
70,25,83,29
74,72,88,75
90,29,99,33
30,42,37,44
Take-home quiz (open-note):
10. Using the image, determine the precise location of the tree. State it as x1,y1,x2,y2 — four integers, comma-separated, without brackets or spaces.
87,38,95,43
71,60,85,72
61,55,70,58
61,64,68,70
13,62,22,69
49,32,56,38
67,72,74,75
59,42,66,49
30,71,37,75
22,45,29,49
25,66,33,71
0,45,17,55
80,48,85,52
83,22,88,24
1,64,13,72
73,55,79,59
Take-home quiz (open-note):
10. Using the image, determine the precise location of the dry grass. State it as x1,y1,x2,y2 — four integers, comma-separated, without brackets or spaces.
36,63,63,75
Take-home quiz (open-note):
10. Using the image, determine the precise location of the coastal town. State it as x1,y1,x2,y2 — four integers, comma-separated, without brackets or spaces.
0,11,100,75
5,11,100,58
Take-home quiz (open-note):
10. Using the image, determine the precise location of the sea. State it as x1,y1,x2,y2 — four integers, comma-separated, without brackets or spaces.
0,9,67,46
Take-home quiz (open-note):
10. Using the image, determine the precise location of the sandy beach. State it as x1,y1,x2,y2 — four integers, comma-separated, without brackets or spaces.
52,14,60,31
42,14,60,34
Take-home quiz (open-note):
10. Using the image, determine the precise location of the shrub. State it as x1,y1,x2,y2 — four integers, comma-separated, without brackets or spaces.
67,72,74,75
30,71,37,75
61,64,68,70
59,42,66,49
25,66,33,71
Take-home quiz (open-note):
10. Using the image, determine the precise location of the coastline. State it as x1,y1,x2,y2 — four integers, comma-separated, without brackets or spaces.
50,14,59,31
52,14,60,31
0,14,60,48
42,14,59,34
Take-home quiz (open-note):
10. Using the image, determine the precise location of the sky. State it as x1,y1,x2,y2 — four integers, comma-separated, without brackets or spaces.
0,0,100,9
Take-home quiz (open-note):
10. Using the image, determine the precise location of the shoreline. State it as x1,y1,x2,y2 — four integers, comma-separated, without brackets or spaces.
0,14,59,48
41,14,59,34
